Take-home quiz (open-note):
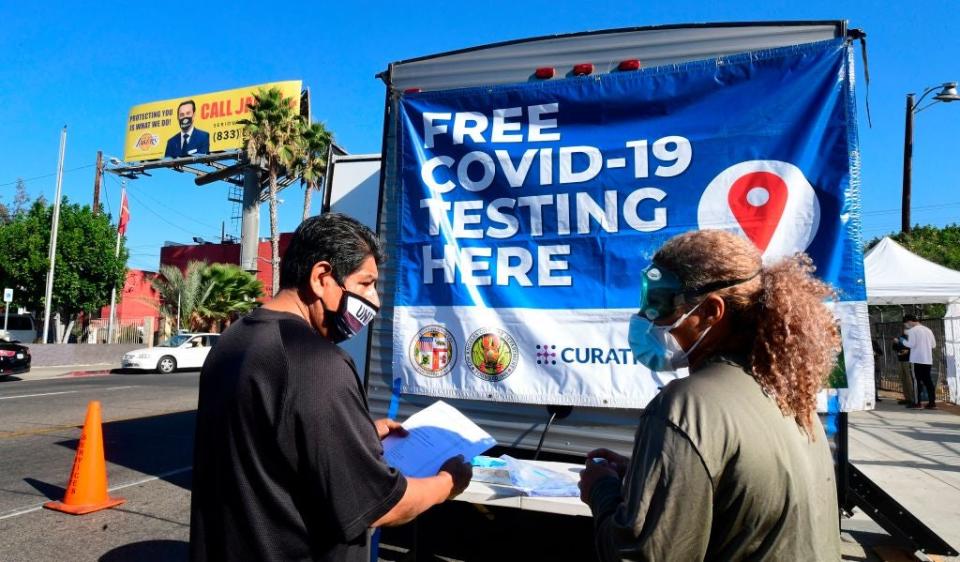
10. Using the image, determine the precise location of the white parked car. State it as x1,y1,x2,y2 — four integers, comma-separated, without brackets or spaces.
122,333,220,374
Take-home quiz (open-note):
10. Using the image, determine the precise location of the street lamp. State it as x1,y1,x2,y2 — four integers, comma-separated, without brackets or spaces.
901,82,959,233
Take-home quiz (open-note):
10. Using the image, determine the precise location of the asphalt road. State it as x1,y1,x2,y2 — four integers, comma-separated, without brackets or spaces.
0,370,904,562
0,371,200,561
0,370,600,562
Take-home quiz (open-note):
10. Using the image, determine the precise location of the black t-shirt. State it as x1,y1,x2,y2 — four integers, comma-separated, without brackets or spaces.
190,308,406,562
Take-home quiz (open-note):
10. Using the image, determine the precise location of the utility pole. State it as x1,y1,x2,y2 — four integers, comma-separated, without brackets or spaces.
92,150,103,215
901,94,914,233
42,126,68,344
900,82,959,233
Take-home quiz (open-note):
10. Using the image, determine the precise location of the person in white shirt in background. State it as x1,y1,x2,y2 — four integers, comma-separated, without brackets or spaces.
898,314,938,409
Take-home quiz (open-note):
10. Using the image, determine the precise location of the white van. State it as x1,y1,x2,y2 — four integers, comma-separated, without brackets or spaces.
1,314,37,344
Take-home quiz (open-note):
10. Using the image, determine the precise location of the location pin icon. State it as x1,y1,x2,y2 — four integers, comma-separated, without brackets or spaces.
727,171,789,252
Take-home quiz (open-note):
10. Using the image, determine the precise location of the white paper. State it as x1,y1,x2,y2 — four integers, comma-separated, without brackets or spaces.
383,400,496,477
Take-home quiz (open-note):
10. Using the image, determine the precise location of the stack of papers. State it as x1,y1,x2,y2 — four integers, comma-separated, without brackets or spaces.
383,400,497,478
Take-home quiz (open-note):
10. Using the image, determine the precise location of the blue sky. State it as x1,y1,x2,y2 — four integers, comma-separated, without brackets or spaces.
1,1,958,271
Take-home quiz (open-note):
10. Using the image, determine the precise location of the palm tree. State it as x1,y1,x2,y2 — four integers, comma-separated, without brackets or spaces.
239,87,301,295
150,262,264,333
297,121,333,221
195,263,264,331
150,261,207,332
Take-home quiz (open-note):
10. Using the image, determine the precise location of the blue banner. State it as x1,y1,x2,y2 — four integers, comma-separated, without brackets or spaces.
391,39,872,410
397,39,864,310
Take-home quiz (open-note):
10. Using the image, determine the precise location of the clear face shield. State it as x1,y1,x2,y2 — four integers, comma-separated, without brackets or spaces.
630,262,760,371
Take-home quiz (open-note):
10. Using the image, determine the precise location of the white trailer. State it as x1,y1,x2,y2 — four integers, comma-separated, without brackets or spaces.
365,21,851,459
323,22,957,557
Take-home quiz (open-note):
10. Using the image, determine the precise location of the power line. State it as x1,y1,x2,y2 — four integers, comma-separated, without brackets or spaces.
128,182,221,230
127,190,213,238
862,201,960,217
103,181,112,215
0,164,96,188
104,173,223,237
105,173,215,239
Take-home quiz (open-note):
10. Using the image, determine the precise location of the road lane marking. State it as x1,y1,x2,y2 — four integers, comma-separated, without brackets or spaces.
0,405,192,440
0,390,79,400
0,385,134,401
0,505,46,520
0,466,193,520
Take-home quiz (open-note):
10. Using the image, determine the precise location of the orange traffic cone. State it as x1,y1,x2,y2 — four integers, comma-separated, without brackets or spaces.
44,400,125,515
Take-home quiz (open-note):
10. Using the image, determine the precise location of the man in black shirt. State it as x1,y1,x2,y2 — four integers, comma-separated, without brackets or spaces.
190,213,472,562
893,333,916,405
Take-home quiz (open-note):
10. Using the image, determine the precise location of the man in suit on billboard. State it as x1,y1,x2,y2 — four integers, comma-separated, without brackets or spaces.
164,100,210,158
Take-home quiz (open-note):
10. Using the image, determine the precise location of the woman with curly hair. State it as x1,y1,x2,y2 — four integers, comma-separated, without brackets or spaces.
579,230,841,561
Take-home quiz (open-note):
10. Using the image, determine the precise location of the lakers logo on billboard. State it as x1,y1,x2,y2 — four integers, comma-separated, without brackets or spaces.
466,328,518,382
135,133,159,152
410,326,456,378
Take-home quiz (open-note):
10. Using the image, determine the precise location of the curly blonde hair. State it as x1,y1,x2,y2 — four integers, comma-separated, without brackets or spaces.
654,230,840,437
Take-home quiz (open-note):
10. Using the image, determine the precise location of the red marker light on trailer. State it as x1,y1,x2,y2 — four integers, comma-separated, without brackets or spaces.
618,59,642,71
535,67,555,79
403,88,421,94
572,63,594,76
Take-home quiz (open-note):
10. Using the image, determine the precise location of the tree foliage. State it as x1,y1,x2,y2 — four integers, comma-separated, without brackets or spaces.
240,87,301,296
12,179,31,216
0,197,127,318
151,261,207,331
240,89,336,293
296,121,333,221
195,263,263,328
867,224,960,272
866,224,960,320
0,179,31,225
150,261,263,332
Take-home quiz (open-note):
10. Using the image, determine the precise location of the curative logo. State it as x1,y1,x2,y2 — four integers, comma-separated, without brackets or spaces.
537,343,640,366
409,326,456,378
535,344,557,366
698,160,820,262
466,328,519,382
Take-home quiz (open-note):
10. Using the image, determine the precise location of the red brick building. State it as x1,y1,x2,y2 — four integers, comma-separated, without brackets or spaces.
100,234,293,328
99,269,161,324
159,234,294,297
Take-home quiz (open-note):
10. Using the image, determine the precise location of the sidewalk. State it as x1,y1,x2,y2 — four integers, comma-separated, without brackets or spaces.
849,396,960,557
1,363,119,382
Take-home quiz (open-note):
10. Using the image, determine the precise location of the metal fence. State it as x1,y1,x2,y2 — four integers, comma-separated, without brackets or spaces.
872,318,953,402
80,318,148,345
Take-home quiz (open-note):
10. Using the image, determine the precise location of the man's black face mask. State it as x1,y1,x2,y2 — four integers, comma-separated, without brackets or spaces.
180,116,193,131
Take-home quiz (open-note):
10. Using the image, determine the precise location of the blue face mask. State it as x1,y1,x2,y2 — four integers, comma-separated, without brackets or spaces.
628,301,711,372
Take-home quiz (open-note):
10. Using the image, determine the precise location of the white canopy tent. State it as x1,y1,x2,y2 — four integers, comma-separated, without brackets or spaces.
865,237,960,305
864,237,960,402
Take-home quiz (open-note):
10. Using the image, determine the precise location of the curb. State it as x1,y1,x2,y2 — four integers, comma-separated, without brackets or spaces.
64,369,113,378
31,363,113,369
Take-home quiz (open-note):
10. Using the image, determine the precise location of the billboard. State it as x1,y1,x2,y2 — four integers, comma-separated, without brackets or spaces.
122,80,302,163
391,39,874,411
